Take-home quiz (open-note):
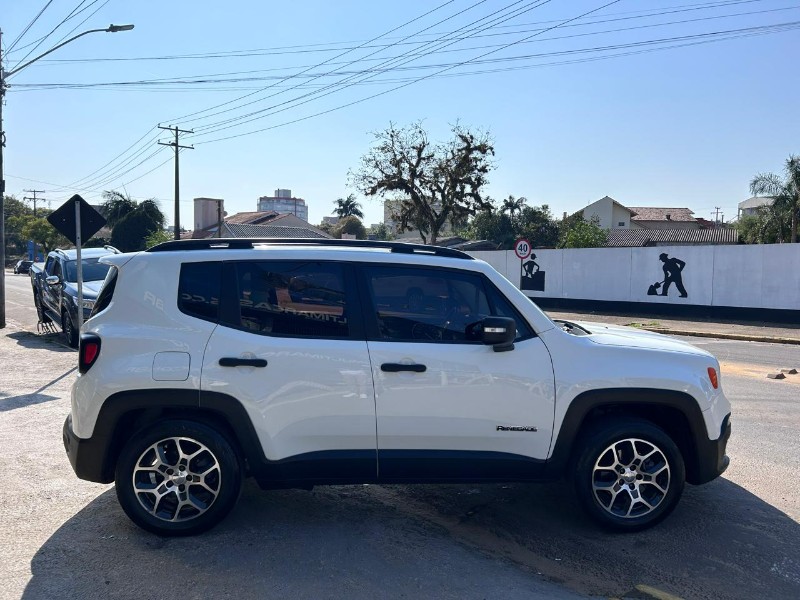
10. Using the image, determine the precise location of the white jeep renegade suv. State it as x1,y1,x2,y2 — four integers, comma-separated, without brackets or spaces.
63,238,731,536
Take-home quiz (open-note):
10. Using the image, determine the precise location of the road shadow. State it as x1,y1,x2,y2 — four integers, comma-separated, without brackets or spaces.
0,367,76,413
24,478,800,600
6,331,74,353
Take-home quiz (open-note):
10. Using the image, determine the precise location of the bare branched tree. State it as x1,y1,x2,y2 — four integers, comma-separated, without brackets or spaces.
351,122,494,244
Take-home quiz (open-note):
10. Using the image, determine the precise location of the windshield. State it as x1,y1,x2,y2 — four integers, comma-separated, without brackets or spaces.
64,258,111,283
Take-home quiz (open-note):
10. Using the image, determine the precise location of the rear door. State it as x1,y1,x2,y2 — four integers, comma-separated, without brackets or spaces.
200,260,376,483
360,264,556,481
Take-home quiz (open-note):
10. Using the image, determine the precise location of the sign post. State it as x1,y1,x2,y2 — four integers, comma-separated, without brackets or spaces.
74,199,84,336
47,194,106,340
515,238,532,290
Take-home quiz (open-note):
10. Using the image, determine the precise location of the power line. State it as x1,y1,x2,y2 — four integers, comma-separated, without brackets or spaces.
5,0,56,54
165,0,464,125
8,1,92,72
190,1,554,136
16,4,800,93
22,0,769,65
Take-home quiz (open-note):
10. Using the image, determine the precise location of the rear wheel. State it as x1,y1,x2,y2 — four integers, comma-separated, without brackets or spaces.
115,420,242,536
573,418,685,532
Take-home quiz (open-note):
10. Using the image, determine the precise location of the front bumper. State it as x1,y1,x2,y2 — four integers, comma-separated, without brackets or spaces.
63,414,113,483
689,413,731,485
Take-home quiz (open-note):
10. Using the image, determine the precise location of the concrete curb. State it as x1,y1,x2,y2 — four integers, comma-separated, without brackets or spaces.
641,327,800,345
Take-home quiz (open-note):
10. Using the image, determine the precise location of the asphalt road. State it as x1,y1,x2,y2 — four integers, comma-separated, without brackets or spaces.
1,272,798,600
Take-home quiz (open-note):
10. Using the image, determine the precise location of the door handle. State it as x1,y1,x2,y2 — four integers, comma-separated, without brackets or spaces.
381,363,426,373
219,357,268,368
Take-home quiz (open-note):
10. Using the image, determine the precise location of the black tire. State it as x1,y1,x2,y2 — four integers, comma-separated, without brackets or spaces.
62,310,78,348
33,292,50,323
573,418,685,532
115,420,242,536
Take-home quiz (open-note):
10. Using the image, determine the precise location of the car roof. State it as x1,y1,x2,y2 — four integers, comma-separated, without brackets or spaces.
54,247,118,260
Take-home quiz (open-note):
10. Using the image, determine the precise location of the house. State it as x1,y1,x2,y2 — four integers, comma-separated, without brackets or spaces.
187,198,330,239
738,196,774,218
582,196,701,230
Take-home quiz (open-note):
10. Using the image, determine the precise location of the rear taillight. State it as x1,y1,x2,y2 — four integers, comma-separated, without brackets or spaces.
79,334,102,374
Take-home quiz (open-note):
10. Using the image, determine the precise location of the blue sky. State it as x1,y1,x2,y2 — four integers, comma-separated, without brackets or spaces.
3,0,799,228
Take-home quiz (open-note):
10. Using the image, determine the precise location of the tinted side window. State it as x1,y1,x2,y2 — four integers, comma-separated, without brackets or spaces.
229,261,348,338
53,260,63,279
178,262,221,323
365,266,491,343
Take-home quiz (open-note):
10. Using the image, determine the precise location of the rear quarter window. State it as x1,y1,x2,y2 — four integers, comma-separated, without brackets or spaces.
90,266,119,317
178,262,221,322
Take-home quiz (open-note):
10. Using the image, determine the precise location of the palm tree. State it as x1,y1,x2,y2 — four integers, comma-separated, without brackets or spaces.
750,155,800,243
501,195,526,218
332,194,364,219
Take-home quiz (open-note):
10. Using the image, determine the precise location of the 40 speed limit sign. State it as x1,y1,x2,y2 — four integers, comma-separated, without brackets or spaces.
514,239,532,260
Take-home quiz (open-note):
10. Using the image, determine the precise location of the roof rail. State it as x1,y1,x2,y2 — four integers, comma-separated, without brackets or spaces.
103,244,122,254
146,238,474,260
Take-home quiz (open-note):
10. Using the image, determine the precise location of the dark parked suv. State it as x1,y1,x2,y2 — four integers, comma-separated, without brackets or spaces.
30,246,120,346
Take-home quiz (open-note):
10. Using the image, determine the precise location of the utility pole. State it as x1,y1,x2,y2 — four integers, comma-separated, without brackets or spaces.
158,125,193,240
23,189,46,217
711,207,722,226
1,27,7,329
216,199,224,238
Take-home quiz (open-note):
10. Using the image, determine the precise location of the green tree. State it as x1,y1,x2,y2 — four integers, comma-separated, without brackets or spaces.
468,208,515,249
21,217,71,254
368,222,394,240
111,209,164,252
333,216,368,240
101,190,137,227
145,229,172,249
749,154,800,243
516,204,559,248
559,215,608,248
4,196,35,257
332,194,364,219
101,191,166,251
352,121,494,244
736,207,790,244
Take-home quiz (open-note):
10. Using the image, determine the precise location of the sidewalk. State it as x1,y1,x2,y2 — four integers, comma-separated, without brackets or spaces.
545,309,800,345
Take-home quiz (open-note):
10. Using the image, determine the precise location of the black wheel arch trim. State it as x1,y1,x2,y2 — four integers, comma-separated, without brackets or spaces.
64,389,266,484
546,387,730,485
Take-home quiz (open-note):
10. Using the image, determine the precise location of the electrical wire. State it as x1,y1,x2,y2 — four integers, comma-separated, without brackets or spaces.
8,1,93,72
15,3,799,92
23,0,769,64
5,0,56,54
187,0,542,133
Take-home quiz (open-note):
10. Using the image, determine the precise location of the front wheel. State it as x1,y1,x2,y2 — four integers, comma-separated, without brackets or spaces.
573,418,685,532
115,420,242,536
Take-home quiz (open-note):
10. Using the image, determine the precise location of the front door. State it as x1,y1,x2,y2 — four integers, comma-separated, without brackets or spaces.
200,260,376,483
359,265,556,481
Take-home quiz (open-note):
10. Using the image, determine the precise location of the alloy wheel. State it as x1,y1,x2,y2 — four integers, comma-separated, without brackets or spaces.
591,437,671,519
132,436,222,523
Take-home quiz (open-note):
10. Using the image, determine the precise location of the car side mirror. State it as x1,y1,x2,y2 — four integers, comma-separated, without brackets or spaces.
46,275,61,287
480,316,516,352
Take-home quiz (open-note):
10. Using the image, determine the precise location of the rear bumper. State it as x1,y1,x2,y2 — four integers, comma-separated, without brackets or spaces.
63,414,113,483
689,413,731,485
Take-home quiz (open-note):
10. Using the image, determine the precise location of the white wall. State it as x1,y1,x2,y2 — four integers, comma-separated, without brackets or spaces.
469,244,800,311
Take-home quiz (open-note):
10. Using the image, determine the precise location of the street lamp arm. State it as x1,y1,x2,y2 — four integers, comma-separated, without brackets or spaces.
4,24,134,79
